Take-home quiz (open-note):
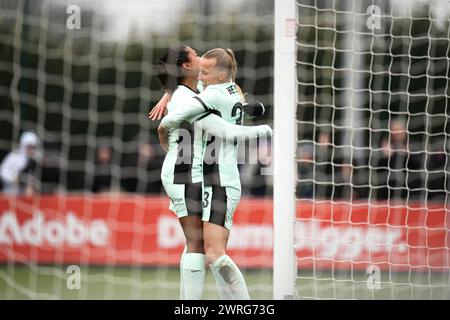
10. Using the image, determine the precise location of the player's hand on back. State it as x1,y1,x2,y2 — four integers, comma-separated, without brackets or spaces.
148,92,171,120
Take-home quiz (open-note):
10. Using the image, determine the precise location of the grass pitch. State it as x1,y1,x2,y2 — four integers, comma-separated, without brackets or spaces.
1,264,449,300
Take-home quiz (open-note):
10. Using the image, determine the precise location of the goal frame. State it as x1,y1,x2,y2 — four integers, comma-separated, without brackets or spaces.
273,0,297,300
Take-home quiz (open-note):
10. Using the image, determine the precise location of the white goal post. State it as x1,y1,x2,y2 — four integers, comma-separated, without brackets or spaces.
274,0,450,300
273,0,297,300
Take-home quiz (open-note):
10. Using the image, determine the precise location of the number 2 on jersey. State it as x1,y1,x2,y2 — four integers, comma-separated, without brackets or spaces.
232,102,243,125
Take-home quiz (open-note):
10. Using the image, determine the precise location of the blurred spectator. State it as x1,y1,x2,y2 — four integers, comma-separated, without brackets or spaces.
332,155,353,201
39,145,60,194
239,138,272,197
0,131,39,195
315,131,333,199
121,134,164,194
92,145,113,193
332,151,370,201
371,118,422,201
296,142,314,198
426,141,448,202
349,156,370,200
302,131,363,201
252,138,273,197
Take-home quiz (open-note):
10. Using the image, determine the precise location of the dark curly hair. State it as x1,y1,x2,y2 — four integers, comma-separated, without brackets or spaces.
152,45,190,93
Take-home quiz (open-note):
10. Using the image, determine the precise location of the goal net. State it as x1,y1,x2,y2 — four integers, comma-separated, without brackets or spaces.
0,0,275,299
291,0,450,299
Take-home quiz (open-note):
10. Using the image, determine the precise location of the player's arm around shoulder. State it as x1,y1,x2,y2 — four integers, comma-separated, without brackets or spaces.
161,93,210,130
194,112,272,141
194,85,226,111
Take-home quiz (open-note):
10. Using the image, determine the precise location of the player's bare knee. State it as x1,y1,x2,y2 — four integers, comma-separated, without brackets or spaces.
186,240,205,254
204,245,225,263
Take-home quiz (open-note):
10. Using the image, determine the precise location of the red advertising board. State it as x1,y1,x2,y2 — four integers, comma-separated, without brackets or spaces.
0,195,448,271
296,200,450,271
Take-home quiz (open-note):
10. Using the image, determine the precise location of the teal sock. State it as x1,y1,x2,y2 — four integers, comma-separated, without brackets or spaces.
181,252,206,300
210,255,250,300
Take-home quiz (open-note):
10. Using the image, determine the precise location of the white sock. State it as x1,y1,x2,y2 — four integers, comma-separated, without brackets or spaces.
210,255,250,300
181,252,206,300
179,247,187,299
210,262,234,299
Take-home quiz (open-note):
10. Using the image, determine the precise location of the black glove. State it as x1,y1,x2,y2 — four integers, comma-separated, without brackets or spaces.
243,101,265,119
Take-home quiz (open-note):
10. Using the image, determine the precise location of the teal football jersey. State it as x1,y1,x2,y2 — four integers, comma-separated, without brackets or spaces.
160,84,203,185
161,82,252,187
192,82,244,187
